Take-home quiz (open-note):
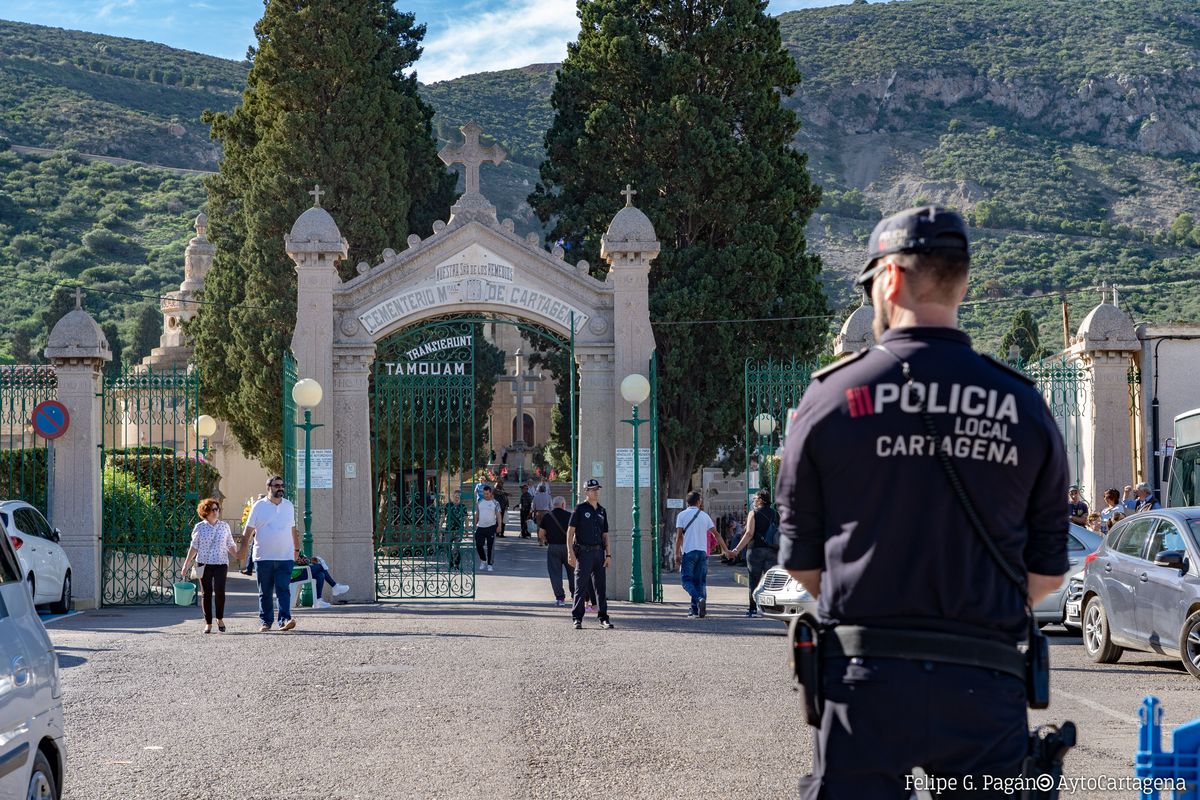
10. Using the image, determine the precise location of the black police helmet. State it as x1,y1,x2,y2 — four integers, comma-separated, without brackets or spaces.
857,206,970,288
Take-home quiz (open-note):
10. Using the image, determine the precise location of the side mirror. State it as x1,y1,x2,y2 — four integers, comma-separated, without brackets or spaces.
1153,550,1187,570
51,528,61,543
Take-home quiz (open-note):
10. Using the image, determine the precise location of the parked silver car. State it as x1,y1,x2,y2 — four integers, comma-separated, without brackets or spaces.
1080,508,1200,678
1033,523,1101,627
752,566,817,623
0,519,65,798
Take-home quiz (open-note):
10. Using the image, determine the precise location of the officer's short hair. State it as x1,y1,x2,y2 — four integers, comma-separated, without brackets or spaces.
686,491,701,506
890,250,969,303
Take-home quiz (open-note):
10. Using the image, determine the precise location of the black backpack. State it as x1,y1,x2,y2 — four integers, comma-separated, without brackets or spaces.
757,508,780,548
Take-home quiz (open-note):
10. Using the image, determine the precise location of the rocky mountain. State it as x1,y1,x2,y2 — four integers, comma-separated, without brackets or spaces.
4,0,1200,358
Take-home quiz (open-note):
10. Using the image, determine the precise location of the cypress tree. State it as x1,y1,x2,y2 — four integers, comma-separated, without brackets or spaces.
190,0,456,471
129,304,162,365
531,0,826,497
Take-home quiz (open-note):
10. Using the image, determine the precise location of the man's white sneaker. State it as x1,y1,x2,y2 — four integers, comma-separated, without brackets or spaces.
314,598,332,609
332,583,349,597
486,564,495,572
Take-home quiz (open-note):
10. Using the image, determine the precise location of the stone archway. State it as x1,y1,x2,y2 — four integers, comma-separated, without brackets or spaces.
286,123,660,602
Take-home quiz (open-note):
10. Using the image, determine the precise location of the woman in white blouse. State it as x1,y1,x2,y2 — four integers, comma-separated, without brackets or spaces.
180,498,237,633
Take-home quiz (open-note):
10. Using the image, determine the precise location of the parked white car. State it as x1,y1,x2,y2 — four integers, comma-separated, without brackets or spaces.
0,501,72,613
753,566,817,623
0,517,66,799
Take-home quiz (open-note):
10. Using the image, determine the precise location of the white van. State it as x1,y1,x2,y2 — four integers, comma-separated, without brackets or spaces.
0,527,65,799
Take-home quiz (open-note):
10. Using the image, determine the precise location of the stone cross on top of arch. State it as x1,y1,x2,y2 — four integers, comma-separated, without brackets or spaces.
439,121,507,197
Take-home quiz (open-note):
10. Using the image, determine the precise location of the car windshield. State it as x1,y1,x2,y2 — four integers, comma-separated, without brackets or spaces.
1188,520,1200,544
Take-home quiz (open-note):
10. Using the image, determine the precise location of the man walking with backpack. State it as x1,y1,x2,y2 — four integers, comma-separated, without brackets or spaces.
729,489,779,618
675,492,729,618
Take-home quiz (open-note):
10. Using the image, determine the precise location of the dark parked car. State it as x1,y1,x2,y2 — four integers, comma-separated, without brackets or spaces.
1033,523,1101,628
1080,508,1200,678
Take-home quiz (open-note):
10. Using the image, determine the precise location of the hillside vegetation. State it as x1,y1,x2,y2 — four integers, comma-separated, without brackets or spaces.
4,1,1200,356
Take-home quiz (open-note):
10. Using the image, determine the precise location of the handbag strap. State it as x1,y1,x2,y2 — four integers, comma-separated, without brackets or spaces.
679,507,703,539
873,344,1030,607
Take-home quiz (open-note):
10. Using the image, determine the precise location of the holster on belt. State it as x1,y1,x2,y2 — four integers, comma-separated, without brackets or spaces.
789,613,823,727
824,625,1027,682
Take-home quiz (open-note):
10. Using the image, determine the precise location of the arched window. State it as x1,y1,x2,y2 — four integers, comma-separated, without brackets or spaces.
512,413,534,445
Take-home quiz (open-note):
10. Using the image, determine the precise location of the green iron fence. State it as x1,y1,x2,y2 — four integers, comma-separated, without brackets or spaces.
744,357,819,505
1013,356,1090,485
100,364,219,605
0,365,56,516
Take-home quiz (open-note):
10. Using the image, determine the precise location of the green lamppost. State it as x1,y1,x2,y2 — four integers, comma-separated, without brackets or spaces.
291,378,324,607
753,413,777,498
621,373,651,603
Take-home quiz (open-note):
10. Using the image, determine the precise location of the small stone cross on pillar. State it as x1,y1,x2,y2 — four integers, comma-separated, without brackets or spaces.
621,184,637,207
309,184,325,208
439,121,506,197
74,286,83,310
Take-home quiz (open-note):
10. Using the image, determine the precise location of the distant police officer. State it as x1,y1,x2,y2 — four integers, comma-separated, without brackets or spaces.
776,206,1070,798
566,479,614,630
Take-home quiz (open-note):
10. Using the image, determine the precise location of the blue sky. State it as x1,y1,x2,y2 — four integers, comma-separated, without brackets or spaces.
0,0,869,83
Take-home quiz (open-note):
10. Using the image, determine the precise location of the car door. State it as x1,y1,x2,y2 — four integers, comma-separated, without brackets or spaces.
11,508,48,604
1138,518,1198,655
0,522,37,797
1099,516,1156,645
28,507,65,598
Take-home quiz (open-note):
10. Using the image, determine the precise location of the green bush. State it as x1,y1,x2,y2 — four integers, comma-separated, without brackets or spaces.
103,452,220,535
101,467,169,554
0,449,49,515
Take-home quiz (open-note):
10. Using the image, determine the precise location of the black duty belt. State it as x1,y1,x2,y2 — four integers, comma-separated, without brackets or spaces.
823,625,1025,681
574,544,604,551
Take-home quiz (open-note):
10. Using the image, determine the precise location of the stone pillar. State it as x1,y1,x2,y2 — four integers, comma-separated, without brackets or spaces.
331,343,375,602
44,307,111,609
1068,300,1139,506
574,348,617,591
285,201,348,559
600,193,659,599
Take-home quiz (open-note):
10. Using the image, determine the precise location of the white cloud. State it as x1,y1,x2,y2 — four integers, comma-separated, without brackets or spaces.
417,0,578,83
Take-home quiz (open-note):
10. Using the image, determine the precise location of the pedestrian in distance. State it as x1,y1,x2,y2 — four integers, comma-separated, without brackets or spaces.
180,497,237,633
538,496,575,606
1067,485,1088,526
239,476,302,632
1099,488,1125,533
1124,481,1161,513
776,206,1070,797
729,489,780,617
566,479,613,629
443,490,467,569
674,492,727,618
239,493,265,576
474,484,501,572
519,480,534,538
493,479,510,537
532,481,552,531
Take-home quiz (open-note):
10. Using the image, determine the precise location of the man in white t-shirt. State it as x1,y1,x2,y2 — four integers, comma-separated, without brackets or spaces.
239,475,301,632
474,484,502,571
674,491,729,618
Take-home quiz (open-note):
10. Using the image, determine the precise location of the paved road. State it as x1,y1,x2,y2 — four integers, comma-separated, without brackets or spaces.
44,536,1200,799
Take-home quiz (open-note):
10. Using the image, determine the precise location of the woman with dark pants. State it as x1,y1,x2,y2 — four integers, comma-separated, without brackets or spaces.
180,498,237,633
729,490,780,618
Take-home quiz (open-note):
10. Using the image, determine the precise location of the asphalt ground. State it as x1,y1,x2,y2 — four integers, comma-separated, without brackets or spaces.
43,533,1200,800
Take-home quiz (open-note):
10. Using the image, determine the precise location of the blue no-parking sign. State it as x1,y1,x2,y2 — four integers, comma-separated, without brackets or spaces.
31,400,70,440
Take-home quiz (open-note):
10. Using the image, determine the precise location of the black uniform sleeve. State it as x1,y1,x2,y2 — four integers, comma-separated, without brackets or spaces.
1023,400,1071,576
601,507,609,534
776,392,827,572
568,506,581,529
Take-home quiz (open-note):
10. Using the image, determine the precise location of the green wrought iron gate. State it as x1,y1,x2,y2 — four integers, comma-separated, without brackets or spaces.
744,357,819,505
372,316,576,599
100,365,214,605
0,365,57,517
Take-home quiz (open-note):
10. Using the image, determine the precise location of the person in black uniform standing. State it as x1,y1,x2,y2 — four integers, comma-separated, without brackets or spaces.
775,206,1070,798
566,479,613,630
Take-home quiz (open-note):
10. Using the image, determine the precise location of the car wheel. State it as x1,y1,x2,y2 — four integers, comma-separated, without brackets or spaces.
1083,597,1123,663
1178,611,1200,680
49,571,71,614
27,748,58,800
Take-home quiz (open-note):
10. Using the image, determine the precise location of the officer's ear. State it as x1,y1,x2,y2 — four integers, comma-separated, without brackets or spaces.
880,259,905,303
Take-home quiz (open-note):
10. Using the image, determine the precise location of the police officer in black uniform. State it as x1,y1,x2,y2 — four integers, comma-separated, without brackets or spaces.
776,206,1070,798
566,479,614,630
